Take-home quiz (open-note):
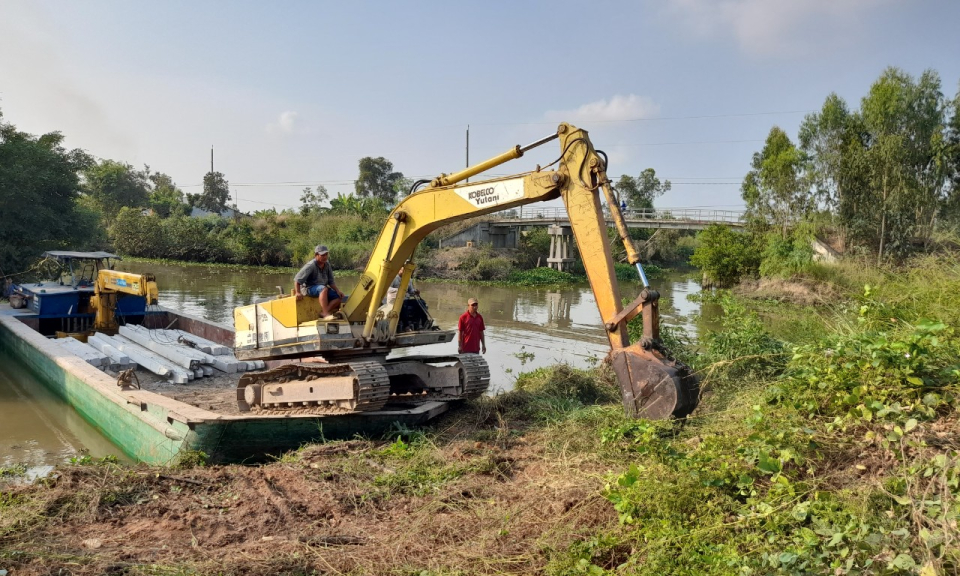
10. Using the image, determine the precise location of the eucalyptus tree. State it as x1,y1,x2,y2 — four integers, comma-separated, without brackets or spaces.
741,127,810,237
798,94,869,250
860,67,947,260
939,82,960,225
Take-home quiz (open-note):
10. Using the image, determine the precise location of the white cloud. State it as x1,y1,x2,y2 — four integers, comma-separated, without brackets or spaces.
544,94,661,123
266,111,299,134
665,0,891,57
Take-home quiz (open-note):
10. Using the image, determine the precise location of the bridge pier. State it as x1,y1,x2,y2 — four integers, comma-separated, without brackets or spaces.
546,225,576,272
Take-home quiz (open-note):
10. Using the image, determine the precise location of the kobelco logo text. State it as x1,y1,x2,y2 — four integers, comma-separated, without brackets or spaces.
468,187,499,205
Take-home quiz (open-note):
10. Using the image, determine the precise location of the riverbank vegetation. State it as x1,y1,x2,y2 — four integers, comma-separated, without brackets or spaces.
692,66,960,287
2,251,958,575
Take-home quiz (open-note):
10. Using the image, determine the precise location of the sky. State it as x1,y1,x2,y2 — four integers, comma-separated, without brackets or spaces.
1,0,958,214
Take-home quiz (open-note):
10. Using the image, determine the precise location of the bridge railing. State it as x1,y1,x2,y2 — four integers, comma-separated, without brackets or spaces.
492,206,746,225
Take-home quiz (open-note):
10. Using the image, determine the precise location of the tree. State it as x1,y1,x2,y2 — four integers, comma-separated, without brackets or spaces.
798,94,869,250
299,185,329,215
355,157,403,203
942,83,960,223
615,169,670,210
0,110,94,275
859,67,948,260
393,176,415,200
741,127,810,237
199,171,231,213
147,170,188,218
82,160,150,220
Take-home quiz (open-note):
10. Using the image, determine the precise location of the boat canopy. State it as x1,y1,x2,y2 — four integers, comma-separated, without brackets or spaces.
42,251,122,261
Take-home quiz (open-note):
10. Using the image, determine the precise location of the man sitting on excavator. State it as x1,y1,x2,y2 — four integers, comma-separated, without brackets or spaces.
294,245,343,320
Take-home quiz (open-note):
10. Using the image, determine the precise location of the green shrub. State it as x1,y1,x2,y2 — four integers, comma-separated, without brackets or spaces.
506,267,575,286
689,224,761,286
514,364,619,405
759,232,815,277
700,294,786,386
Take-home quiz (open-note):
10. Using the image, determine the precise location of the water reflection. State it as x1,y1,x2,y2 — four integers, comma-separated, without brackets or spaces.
0,349,129,473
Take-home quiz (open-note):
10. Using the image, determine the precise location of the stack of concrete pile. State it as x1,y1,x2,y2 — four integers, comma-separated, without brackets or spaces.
56,336,132,372
80,325,265,385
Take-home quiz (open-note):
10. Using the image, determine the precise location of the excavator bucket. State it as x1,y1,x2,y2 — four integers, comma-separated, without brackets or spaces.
609,343,699,420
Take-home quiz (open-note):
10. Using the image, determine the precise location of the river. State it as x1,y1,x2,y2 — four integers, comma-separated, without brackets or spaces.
0,261,712,471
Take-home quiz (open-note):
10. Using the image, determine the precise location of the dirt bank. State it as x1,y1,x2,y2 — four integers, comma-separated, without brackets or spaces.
0,396,621,575
733,276,842,306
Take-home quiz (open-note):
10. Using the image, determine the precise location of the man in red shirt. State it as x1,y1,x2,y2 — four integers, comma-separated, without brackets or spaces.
457,297,486,354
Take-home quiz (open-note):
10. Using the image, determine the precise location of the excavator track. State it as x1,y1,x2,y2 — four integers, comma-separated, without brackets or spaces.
237,360,391,415
457,353,492,399
384,353,491,401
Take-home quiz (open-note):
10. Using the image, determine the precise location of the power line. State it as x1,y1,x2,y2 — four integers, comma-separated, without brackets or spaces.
470,109,816,126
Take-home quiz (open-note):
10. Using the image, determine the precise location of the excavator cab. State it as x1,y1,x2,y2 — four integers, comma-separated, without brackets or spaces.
234,122,699,420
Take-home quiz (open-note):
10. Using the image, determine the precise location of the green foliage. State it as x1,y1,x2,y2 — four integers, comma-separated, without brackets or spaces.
0,111,93,275
741,126,810,235
355,156,404,203
148,171,189,218
515,227,551,268
174,450,208,468
456,247,514,281
328,192,390,218
299,185,329,215
775,303,958,426
82,159,150,220
514,364,620,406
0,463,27,478
799,67,953,259
614,168,670,211
699,294,787,386
68,454,119,466
759,230,815,277
111,207,167,258
198,171,231,213
689,224,761,286
506,267,574,286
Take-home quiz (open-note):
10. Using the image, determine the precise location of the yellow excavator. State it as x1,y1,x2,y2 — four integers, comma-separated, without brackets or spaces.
234,122,699,419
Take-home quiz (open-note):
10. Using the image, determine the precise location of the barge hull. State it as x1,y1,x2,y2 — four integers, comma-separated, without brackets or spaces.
0,308,450,465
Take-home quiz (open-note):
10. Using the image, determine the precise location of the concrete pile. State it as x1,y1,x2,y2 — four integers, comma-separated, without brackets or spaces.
55,325,263,385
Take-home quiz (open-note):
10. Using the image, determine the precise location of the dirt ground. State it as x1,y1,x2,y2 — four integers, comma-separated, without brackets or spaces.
0,400,622,575
733,276,842,306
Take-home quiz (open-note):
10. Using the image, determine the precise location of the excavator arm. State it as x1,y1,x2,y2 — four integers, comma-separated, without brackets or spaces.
346,122,698,419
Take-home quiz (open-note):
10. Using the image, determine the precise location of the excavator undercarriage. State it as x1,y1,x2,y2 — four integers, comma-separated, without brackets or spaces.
236,353,490,415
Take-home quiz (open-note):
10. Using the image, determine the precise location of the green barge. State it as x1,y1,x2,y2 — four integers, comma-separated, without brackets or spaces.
0,305,449,465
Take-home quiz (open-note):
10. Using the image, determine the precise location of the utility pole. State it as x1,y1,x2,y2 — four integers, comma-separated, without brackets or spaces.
210,146,214,173
465,125,469,183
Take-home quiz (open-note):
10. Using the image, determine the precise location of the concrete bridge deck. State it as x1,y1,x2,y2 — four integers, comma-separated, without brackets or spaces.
491,206,746,230
441,207,747,250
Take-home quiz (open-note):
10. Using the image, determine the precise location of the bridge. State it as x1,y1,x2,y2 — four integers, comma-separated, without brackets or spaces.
441,206,747,271
443,207,745,248
489,206,747,231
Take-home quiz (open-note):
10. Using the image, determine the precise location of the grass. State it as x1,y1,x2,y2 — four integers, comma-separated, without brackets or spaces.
3,253,960,574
